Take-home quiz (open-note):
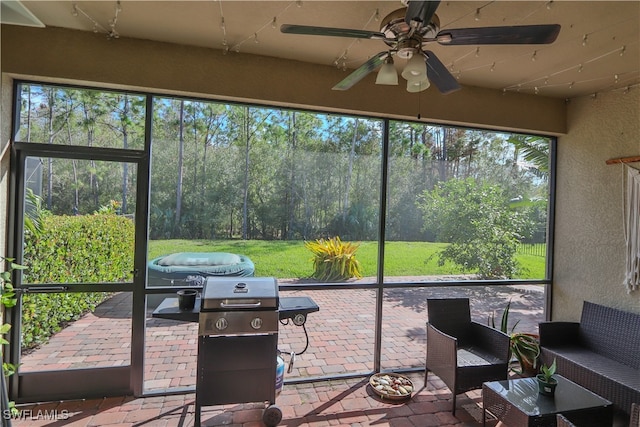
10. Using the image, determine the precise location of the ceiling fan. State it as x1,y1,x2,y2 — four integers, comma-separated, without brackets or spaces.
281,0,561,94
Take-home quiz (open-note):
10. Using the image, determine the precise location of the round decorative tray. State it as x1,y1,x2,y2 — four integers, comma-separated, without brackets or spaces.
369,373,414,400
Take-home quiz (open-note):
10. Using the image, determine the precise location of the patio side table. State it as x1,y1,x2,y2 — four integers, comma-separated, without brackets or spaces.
482,375,613,427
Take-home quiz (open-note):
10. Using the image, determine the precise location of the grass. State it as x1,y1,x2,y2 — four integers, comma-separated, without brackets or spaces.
148,240,546,280
516,253,546,279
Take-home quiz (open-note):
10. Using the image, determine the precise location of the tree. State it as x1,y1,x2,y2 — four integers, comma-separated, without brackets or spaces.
102,93,146,214
175,100,185,234
417,177,533,278
39,87,77,210
507,135,550,179
17,83,547,250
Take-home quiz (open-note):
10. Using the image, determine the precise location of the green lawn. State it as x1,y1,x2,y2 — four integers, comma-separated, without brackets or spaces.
148,240,546,280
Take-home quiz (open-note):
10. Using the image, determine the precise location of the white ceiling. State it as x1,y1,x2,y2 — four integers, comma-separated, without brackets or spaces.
4,0,640,99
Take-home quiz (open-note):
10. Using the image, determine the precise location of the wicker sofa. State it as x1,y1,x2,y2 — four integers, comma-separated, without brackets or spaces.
539,301,640,417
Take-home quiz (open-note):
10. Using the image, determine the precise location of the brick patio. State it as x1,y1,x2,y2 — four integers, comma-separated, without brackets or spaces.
13,283,549,426
11,372,488,426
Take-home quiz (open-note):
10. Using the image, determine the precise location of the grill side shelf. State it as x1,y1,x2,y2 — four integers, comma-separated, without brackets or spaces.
152,297,200,322
151,296,319,323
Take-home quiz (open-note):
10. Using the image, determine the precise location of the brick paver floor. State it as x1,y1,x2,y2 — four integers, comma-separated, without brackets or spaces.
11,372,490,426
13,282,552,426
10,373,631,427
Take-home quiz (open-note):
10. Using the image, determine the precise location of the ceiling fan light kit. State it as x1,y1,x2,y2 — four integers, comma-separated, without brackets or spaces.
407,77,431,93
281,0,561,95
375,61,399,85
401,54,428,82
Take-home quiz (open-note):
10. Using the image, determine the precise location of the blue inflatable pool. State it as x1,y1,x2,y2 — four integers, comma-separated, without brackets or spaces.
147,252,255,286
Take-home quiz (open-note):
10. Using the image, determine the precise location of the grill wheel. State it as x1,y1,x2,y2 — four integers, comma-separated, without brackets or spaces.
263,405,283,427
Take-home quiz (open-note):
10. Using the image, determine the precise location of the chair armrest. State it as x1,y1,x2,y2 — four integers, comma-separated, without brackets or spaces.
539,321,580,347
427,323,458,369
470,322,510,362
426,322,457,386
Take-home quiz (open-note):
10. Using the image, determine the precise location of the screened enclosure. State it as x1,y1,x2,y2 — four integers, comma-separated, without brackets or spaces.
9,81,553,399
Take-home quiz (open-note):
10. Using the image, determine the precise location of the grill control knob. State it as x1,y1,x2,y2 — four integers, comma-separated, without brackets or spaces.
215,318,228,331
251,317,263,330
293,313,307,326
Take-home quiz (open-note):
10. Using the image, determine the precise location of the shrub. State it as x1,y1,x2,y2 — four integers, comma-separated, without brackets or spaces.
23,214,134,284
20,212,134,350
305,236,363,282
417,178,532,278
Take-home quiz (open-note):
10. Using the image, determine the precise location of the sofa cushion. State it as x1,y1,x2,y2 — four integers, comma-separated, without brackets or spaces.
543,346,640,390
542,346,640,415
458,347,503,367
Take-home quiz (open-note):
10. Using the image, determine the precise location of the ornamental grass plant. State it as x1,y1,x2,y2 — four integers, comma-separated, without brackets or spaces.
305,236,363,282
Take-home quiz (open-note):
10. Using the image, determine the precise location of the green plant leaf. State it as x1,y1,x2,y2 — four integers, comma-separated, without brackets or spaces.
540,358,557,381
10,262,27,271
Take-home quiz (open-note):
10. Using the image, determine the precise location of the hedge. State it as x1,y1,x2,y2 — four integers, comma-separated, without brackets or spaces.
21,213,134,350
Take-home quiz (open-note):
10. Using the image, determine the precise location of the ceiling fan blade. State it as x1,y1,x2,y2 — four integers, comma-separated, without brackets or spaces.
422,50,461,94
332,52,388,91
280,24,385,40
405,0,441,26
436,24,561,45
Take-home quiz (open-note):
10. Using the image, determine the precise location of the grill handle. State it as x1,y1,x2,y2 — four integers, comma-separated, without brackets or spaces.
220,301,262,309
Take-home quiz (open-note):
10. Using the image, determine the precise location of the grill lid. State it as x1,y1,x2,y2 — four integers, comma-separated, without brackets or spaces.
201,277,278,310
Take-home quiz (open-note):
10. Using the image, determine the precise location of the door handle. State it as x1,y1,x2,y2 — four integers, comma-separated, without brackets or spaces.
18,286,69,293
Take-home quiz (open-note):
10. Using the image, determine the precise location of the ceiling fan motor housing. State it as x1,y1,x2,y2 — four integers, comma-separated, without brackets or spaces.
380,8,440,58
396,39,421,59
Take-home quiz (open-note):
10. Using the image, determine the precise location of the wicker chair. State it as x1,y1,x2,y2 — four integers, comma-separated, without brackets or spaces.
557,413,577,426
425,298,510,415
631,402,639,427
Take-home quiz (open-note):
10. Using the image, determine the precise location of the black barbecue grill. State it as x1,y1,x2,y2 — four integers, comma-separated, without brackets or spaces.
150,276,319,427
195,277,282,427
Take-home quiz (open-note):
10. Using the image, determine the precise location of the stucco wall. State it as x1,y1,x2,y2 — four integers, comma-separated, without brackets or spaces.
1,24,566,135
554,89,640,319
0,74,13,260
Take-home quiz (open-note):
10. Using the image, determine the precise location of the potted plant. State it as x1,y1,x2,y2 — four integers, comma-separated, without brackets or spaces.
510,332,540,376
489,300,541,376
537,358,558,396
